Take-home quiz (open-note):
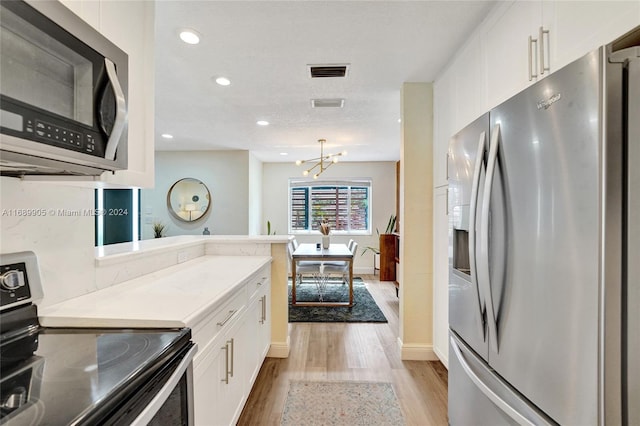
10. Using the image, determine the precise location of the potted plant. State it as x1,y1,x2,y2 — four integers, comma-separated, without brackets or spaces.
362,214,397,254
152,221,166,238
266,220,276,235
361,215,397,276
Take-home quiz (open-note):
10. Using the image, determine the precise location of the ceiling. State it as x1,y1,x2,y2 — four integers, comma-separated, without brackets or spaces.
154,1,495,163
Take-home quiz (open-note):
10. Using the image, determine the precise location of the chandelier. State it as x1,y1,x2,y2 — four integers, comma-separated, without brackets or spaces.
295,139,347,179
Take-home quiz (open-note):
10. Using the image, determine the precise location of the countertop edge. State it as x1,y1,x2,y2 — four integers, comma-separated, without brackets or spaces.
39,255,273,329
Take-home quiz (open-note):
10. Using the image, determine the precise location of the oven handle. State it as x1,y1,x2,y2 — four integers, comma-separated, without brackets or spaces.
129,343,198,426
104,58,127,161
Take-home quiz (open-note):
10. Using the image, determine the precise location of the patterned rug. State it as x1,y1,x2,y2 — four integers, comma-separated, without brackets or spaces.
281,381,405,425
289,278,387,323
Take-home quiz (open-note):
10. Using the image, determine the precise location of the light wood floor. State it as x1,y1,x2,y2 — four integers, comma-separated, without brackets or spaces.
237,275,448,426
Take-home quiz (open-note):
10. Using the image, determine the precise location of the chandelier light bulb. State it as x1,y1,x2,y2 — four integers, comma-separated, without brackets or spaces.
303,170,309,176
342,150,348,156
332,157,339,163
296,160,302,166
313,174,319,179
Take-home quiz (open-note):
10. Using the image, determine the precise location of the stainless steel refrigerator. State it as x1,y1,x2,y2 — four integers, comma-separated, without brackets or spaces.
447,26,639,425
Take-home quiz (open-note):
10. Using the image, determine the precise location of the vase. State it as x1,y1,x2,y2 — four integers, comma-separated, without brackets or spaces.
322,235,330,249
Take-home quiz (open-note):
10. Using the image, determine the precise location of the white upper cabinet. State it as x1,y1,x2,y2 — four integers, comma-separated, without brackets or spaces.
483,1,542,109
433,73,455,188
545,1,640,72
58,0,155,188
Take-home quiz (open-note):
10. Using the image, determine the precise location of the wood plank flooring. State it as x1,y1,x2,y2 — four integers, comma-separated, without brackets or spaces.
237,275,448,426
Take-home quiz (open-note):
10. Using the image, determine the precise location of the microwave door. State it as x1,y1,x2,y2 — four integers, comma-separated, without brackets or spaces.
0,0,128,176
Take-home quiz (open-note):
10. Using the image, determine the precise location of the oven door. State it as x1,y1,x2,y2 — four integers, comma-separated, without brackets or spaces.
113,343,198,426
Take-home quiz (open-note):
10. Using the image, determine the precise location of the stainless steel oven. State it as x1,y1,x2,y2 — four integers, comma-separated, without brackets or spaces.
0,0,128,177
0,252,197,426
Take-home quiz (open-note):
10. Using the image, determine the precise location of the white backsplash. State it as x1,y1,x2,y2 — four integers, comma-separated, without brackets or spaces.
0,177,97,307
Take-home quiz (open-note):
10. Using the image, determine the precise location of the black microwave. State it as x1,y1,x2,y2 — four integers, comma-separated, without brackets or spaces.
0,0,128,177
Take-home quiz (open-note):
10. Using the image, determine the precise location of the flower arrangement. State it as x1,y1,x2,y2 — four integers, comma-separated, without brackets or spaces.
320,219,331,235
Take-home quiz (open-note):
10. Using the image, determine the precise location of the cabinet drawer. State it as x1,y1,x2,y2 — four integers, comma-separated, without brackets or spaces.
192,287,246,366
246,266,270,302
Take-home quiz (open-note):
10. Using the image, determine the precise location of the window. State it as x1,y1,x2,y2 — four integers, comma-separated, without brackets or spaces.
289,179,371,234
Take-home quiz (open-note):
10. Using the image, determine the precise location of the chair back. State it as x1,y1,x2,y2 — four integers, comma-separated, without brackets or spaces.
347,239,355,252
350,241,358,257
291,237,299,250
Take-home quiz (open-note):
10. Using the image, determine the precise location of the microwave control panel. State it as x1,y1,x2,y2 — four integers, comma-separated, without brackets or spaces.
0,103,104,158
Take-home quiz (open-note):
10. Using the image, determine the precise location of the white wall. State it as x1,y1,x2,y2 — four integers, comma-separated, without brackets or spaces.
0,178,97,307
262,161,397,274
141,151,250,239
248,153,263,236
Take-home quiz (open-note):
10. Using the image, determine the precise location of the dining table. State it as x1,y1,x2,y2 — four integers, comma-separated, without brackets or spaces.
291,243,354,307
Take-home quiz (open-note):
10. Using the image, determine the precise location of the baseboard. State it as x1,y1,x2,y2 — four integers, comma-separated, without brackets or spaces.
433,346,449,369
397,337,439,361
267,337,290,358
354,267,375,275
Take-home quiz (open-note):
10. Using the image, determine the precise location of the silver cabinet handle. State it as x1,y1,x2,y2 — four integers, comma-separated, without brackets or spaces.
445,188,449,216
539,27,550,75
450,336,535,426
221,341,230,384
446,150,450,181
103,58,127,161
260,295,267,324
469,131,488,341
216,310,237,327
479,124,501,354
528,35,538,81
229,338,235,378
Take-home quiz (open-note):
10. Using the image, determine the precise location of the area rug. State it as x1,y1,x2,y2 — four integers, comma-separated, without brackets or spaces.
288,278,387,323
281,381,405,425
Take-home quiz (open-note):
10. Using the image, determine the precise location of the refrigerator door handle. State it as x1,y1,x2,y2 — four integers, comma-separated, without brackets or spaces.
469,130,488,340
450,336,535,426
478,124,501,354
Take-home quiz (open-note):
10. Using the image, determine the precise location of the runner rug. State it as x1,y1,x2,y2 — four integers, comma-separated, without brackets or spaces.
281,381,405,425
288,278,387,323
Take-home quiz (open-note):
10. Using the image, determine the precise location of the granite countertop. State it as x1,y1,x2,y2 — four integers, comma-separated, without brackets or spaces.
39,255,271,328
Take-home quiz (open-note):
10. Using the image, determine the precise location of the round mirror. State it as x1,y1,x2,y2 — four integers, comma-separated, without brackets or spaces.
167,178,211,222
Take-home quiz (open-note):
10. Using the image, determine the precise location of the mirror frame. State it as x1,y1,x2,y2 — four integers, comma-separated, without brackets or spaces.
166,178,211,222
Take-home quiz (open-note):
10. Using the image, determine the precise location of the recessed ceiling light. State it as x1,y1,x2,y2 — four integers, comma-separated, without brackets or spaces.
161,133,174,139
256,120,269,126
215,77,231,86
179,29,200,45
398,118,402,123
280,152,288,156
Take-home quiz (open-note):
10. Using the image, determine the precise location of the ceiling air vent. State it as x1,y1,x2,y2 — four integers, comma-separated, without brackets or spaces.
311,98,345,108
308,64,349,78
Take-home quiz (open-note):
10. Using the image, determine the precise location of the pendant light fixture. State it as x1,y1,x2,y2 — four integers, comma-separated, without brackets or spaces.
295,139,347,179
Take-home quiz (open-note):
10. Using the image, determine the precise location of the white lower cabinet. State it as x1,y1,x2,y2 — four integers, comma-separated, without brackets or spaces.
195,313,248,426
193,264,271,426
247,279,271,386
